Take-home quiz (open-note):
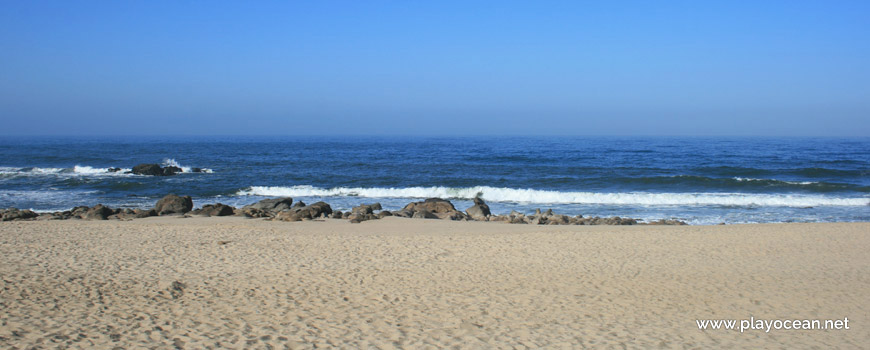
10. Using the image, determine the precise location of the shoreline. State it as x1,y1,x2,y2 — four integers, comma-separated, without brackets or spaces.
1,218,868,348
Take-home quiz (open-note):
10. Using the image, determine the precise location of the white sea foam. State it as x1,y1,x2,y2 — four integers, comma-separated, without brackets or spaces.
733,177,816,185
72,165,133,175
162,158,213,173
0,161,212,176
237,185,869,207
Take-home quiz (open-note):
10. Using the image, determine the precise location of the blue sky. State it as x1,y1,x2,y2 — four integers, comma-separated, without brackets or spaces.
1,1,868,136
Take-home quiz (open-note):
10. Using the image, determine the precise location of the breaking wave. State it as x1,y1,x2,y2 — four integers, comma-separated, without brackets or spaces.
0,159,212,177
237,185,869,207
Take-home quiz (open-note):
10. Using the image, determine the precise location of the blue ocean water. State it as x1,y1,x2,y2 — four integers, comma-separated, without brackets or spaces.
0,136,867,225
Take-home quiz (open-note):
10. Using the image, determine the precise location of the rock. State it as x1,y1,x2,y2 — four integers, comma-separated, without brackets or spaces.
191,168,203,173
377,211,393,219
242,197,293,213
192,203,235,217
132,163,164,176
292,201,306,208
84,204,114,220
275,201,332,222
162,166,183,176
436,211,466,221
348,213,378,223
403,198,457,214
392,209,414,218
1,208,39,221
547,214,569,225
403,198,465,220
489,215,508,222
154,194,194,215
465,197,491,220
108,167,122,172
352,203,382,215
238,207,268,218
331,210,344,219
412,209,439,219
644,219,688,225
130,209,156,218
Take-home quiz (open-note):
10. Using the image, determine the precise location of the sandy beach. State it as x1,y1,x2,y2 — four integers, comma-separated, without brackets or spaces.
1,217,867,349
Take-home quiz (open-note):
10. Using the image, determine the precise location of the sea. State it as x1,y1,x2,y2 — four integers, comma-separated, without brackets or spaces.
1,136,867,225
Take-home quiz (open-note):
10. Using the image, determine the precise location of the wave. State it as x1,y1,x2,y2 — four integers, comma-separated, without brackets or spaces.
237,185,870,207
0,160,212,177
162,158,213,173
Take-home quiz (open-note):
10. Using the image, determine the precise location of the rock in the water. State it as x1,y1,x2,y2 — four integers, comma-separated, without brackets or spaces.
1,208,39,221
154,194,194,215
132,163,164,176
465,197,491,220
192,203,235,217
162,166,183,176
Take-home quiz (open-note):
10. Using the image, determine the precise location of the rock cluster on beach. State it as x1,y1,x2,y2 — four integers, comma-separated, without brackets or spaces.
1,195,687,225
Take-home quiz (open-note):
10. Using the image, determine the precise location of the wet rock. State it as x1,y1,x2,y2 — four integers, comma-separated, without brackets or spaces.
131,163,164,176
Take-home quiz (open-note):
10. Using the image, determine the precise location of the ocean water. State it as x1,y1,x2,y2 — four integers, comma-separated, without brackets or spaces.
0,136,867,225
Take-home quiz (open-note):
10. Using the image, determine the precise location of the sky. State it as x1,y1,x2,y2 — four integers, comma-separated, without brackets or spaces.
1,1,868,136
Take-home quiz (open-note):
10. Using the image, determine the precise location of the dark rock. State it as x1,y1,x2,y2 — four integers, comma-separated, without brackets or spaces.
84,204,113,220
107,167,122,173
242,197,293,213
154,194,194,215
412,209,439,219
465,197,491,220
292,201,306,208
330,210,344,219
403,198,457,214
1,208,39,221
162,166,183,176
191,168,203,173
134,209,157,218
392,209,414,218
436,211,466,220
352,203,382,215
192,203,235,217
377,211,393,219
275,201,332,222
132,163,164,176
238,207,268,218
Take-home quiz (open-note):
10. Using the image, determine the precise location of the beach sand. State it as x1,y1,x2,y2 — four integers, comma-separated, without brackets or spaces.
1,217,867,349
